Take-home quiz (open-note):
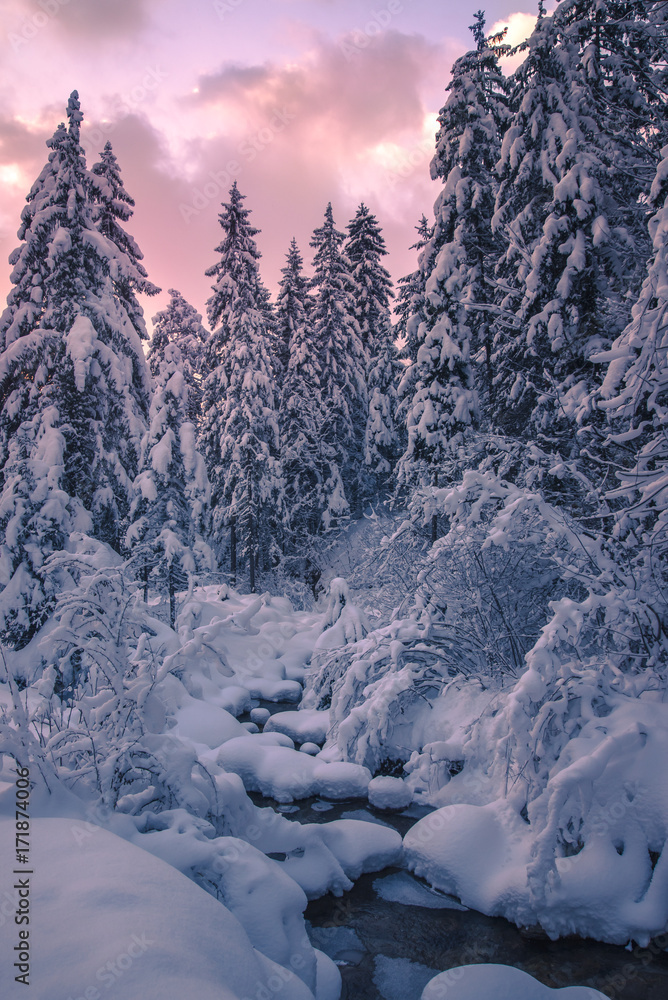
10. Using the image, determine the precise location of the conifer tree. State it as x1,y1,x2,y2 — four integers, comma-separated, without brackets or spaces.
0,92,152,645
149,289,208,425
277,240,328,575
126,337,213,627
345,204,398,500
200,183,281,590
395,215,433,455
91,141,160,341
490,5,651,462
309,203,365,524
396,16,507,492
597,144,668,549
274,238,310,376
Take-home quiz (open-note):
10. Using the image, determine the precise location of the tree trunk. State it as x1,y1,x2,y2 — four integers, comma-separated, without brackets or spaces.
230,516,237,586
431,469,439,544
248,479,256,594
169,566,176,630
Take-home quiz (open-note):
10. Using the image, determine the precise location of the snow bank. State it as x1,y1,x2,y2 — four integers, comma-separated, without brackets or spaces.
216,736,372,802
421,965,610,999
0,817,317,1000
404,695,668,945
264,709,331,745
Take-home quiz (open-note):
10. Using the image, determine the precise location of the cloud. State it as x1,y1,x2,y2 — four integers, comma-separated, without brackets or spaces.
190,29,444,149
40,0,151,39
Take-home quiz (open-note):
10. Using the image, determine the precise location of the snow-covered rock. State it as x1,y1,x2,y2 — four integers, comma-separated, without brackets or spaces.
368,775,413,810
250,706,272,726
216,736,372,803
264,709,331,745
421,964,610,999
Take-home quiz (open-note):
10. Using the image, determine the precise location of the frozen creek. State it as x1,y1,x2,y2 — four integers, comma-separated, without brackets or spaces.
246,705,668,1000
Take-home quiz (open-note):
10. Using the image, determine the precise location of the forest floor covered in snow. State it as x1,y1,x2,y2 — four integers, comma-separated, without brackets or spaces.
1,517,668,999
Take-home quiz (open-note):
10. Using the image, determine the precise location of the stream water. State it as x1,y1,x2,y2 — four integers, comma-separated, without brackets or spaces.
246,707,668,1000
247,792,668,1000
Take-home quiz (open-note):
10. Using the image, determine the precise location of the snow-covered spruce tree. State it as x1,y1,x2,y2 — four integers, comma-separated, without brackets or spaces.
277,239,327,580
490,4,652,479
345,204,399,500
0,93,152,645
394,214,433,458
309,203,366,524
200,183,282,591
596,144,668,569
149,289,209,426
126,338,214,627
274,238,311,377
396,15,508,499
91,140,160,342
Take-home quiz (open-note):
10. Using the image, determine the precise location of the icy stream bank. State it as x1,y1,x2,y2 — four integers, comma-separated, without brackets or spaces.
248,710,668,1000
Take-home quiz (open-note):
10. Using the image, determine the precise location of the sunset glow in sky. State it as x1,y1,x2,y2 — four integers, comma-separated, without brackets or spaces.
0,0,542,328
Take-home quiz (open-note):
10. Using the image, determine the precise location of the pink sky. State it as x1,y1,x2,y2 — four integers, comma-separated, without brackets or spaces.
0,0,542,330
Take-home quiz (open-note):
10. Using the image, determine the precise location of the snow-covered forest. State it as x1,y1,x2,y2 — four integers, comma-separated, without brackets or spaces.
1,2,667,998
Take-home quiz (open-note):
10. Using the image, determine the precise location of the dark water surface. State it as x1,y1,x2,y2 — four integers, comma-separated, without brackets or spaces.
248,792,668,1000
246,706,668,999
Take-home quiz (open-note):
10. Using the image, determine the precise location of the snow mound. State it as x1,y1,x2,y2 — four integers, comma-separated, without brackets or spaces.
251,706,272,726
368,775,413,810
404,695,668,944
0,817,316,1000
216,736,372,802
264,709,331,744
404,801,533,923
421,964,611,999
246,677,303,702
173,698,249,748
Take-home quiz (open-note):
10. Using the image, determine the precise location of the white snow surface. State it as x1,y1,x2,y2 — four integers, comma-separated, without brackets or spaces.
0,816,320,1000
368,775,413,810
264,709,331,744
403,696,668,945
420,964,611,1000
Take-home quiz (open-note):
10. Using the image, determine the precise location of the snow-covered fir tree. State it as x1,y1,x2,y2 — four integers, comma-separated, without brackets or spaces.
309,203,366,524
394,214,433,454
597,143,668,554
274,238,311,377
149,289,209,426
91,140,161,342
345,204,398,500
490,4,651,469
200,183,282,591
0,92,152,645
126,337,214,626
277,239,328,574
396,15,507,492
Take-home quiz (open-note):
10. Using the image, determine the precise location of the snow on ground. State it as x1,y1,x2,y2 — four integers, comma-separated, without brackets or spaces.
217,736,372,802
403,695,668,945
420,964,611,999
265,709,331,744
0,816,327,1000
